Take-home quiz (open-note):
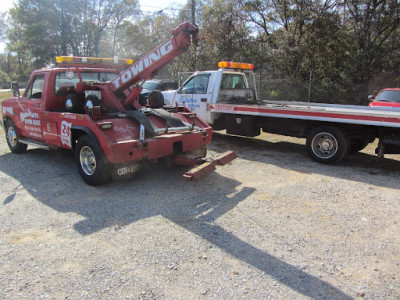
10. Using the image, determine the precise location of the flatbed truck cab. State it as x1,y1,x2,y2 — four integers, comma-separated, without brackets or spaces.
162,61,257,126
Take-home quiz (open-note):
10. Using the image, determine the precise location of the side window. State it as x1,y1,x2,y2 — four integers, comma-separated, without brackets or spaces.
182,74,209,94
55,71,119,95
376,91,400,103
26,75,45,99
55,72,79,95
221,74,246,89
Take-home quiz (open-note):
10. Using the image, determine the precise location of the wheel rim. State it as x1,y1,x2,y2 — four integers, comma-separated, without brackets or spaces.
7,126,18,147
311,132,338,159
80,146,96,175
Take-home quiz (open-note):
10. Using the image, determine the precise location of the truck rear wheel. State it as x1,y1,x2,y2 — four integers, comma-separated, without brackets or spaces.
75,135,112,185
5,119,27,153
306,126,348,164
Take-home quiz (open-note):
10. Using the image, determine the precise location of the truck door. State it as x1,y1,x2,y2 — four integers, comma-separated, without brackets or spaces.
175,73,210,121
19,74,46,142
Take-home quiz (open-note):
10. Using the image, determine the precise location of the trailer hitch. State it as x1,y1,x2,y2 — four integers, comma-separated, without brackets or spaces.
179,151,238,181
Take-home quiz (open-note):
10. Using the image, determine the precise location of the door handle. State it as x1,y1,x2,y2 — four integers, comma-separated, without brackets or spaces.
200,98,207,102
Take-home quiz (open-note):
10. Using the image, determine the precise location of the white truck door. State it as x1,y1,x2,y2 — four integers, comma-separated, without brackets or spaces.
174,73,211,121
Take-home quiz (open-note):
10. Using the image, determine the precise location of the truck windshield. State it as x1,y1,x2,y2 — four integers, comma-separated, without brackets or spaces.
55,71,118,95
26,75,45,99
142,81,160,91
376,90,400,103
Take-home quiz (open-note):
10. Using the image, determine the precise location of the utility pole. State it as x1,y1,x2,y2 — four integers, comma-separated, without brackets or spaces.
191,0,197,71
308,70,312,102
191,0,196,25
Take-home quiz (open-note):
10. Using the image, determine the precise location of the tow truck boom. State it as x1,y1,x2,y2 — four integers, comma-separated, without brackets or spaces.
71,22,199,112
111,22,198,93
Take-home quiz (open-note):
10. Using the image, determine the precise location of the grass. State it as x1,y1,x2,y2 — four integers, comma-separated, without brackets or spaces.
0,91,22,109
0,90,13,102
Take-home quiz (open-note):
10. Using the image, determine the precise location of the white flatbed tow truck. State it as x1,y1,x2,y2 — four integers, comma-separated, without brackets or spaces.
163,61,400,163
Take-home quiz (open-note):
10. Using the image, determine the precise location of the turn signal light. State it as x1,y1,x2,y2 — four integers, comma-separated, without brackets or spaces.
100,122,113,130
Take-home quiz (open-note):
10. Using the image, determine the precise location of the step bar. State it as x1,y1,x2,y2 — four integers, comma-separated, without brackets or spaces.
19,139,52,150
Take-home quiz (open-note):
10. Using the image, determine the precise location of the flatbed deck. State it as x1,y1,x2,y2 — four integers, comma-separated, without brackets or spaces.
209,100,400,128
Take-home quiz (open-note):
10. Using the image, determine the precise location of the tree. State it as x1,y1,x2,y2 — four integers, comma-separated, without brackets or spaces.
345,0,400,82
6,0,139,70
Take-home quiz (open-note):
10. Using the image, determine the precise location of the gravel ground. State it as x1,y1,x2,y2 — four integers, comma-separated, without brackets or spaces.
0,128,399,300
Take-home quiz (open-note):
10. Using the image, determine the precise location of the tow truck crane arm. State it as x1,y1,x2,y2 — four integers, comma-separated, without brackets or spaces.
109,22,199,109
72,22,198,112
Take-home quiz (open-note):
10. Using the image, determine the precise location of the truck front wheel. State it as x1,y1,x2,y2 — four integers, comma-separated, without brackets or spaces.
5,119,27,153
306,126,348,164
75,135,112,185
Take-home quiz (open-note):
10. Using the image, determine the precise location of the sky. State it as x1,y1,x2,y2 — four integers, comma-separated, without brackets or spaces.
0,0,189,14
140,0,189,15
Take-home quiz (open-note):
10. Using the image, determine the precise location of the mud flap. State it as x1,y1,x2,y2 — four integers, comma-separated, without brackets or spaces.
182,151,237,181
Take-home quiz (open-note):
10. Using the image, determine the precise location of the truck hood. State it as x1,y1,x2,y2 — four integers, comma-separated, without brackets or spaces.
162,90,178,105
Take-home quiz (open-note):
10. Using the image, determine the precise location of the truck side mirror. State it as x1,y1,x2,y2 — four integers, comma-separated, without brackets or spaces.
368,95,375,102
11,81,20,97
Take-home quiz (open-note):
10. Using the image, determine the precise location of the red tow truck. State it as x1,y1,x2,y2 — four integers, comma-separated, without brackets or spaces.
0,22,236,185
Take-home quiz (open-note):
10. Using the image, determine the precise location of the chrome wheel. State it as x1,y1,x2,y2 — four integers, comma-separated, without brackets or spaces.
311,132,338,159
5,119,27,153
75,135,111,185
307,126,349,164
80,146,97,175
7,126,18,147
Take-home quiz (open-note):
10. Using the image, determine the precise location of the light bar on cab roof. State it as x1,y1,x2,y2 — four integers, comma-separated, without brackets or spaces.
218,61,254,70
56,56,133,66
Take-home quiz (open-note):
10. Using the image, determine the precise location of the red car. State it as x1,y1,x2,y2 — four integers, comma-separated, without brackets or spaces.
369,88,400,108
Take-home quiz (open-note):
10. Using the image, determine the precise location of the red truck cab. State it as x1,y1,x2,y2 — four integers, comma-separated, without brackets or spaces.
3,65,120,147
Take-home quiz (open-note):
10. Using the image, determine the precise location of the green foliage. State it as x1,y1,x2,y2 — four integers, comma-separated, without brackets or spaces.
0,69,10,82
4,0,138,78
235,0,400,103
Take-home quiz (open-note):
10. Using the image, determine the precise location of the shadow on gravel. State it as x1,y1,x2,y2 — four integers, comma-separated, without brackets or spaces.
0,147,352,299
212,132,400,190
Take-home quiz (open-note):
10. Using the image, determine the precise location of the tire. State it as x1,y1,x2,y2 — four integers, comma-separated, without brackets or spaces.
84,95,101,109
306,126,349,164
75,135,112,185
5,119,27,153
349,138,369,153
147,90,164,108
66,93,83,113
